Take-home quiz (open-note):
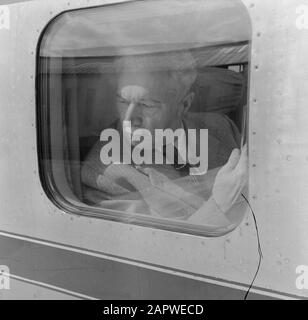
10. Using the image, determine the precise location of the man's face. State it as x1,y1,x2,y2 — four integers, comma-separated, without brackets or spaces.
116,71,180,145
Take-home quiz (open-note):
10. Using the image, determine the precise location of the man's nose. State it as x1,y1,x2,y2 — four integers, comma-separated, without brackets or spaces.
124,102,143,127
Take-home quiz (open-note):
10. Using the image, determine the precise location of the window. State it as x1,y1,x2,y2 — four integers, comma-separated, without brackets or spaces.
37,0,251,236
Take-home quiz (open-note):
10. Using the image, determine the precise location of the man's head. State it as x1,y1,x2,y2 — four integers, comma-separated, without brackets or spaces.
115,51,197,144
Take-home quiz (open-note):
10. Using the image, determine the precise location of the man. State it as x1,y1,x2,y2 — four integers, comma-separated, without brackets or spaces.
81,52,247,228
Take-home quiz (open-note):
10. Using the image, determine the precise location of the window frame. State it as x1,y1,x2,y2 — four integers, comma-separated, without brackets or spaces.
36,1,251,238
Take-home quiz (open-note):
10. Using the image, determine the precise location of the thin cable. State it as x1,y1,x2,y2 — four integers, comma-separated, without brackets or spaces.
241,193,263,300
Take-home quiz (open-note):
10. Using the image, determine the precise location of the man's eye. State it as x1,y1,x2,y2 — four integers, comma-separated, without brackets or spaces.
141,103,157,109
141,103,152,108
117,97,128,104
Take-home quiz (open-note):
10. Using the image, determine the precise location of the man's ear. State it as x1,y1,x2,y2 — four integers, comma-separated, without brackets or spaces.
182,92,195,115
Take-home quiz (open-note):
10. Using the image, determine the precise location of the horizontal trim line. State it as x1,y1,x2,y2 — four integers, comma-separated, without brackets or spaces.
0,230,304,300
1,271,97,300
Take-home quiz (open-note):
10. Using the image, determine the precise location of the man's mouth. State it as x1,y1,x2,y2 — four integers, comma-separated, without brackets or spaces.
123,123,150,138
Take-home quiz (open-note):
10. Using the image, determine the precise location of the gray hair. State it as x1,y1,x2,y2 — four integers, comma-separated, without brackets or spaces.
114,51,197,101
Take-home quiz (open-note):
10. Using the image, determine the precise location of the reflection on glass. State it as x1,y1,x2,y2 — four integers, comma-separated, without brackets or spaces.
38,0,251,235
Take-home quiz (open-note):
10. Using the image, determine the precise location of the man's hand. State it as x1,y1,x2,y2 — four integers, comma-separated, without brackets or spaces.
212,145,248,213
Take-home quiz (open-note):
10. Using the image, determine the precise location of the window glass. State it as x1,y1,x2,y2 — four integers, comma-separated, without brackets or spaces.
38,0,251,236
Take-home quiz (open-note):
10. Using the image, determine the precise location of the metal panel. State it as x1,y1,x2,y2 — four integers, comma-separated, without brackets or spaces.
0,0,307,299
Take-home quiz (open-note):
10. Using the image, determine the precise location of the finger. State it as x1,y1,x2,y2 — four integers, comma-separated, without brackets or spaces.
236,144,248,173
221,148,240,172
241,143,248,155
143,167,169,186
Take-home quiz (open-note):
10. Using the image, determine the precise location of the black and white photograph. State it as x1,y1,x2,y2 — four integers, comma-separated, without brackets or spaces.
0,0,308,308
